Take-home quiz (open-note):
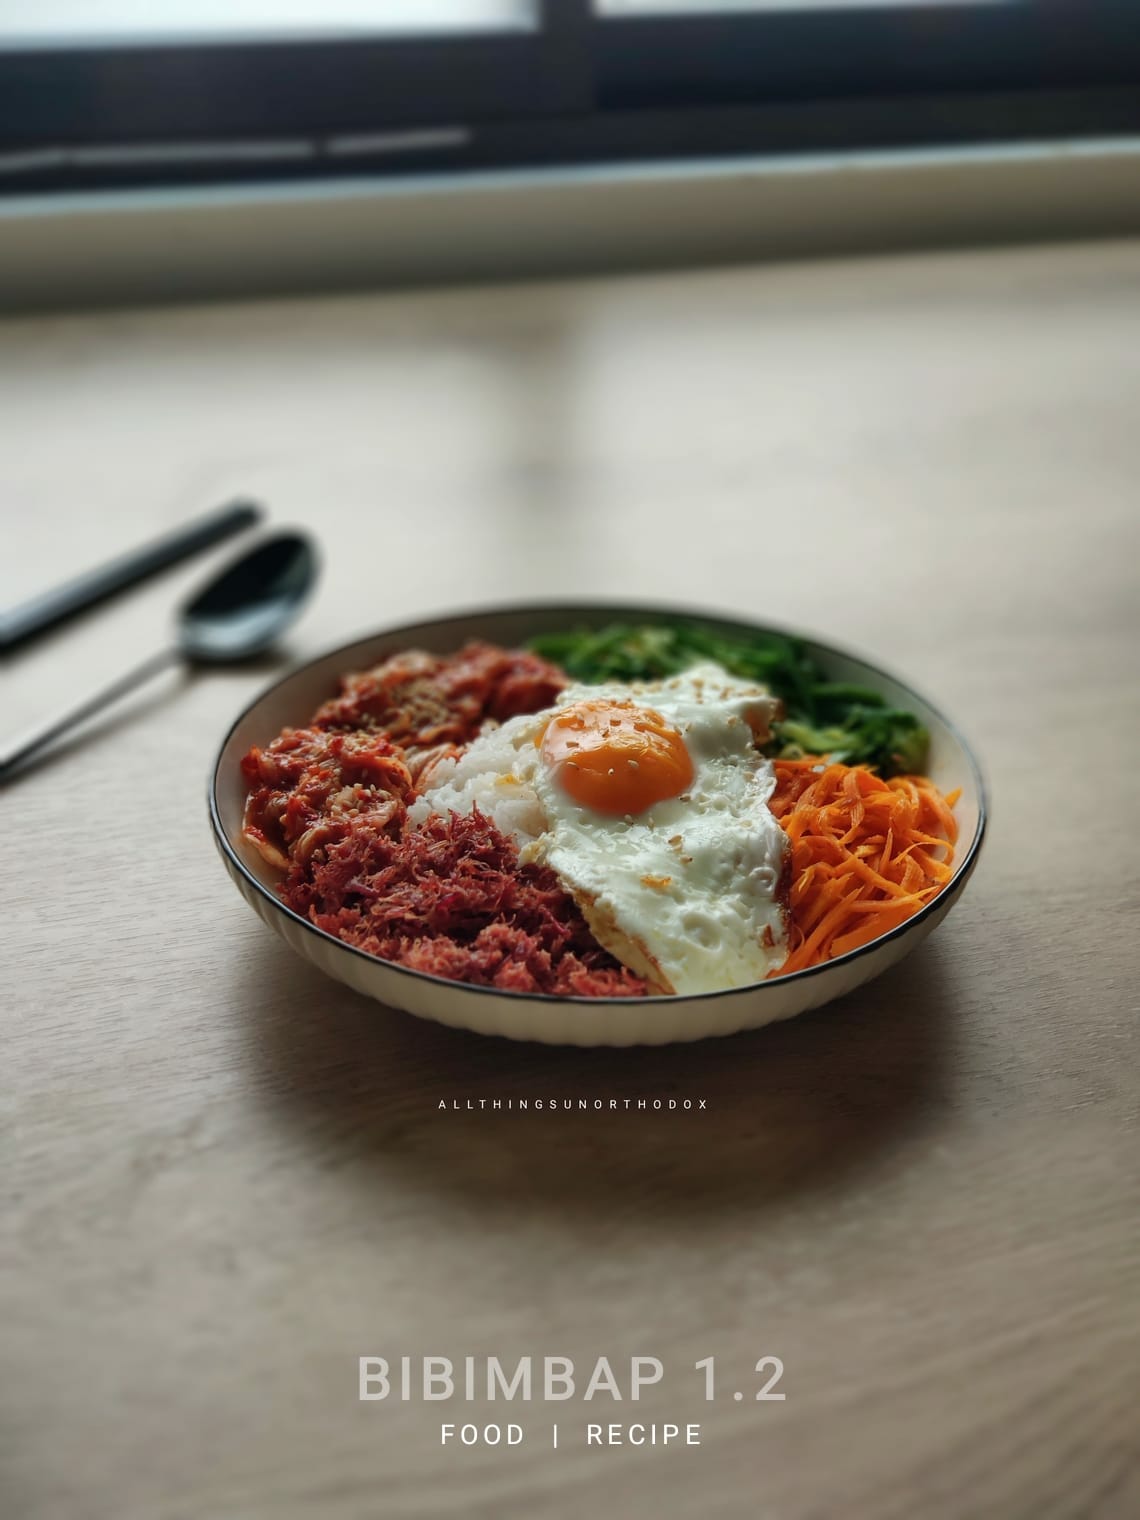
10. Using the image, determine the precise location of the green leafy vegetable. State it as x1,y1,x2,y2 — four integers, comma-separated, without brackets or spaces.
528,622,928,777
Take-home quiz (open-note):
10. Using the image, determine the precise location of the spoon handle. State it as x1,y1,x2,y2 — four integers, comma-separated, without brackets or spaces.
0,646,182,784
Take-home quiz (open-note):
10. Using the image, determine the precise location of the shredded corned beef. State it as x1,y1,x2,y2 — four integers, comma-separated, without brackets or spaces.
240,642,646,997
285,809,644,997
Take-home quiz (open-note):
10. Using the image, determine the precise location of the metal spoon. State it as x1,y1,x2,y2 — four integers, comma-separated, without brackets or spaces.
0,532,319,783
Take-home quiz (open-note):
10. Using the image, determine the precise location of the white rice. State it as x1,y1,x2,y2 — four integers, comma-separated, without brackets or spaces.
407,712,549,849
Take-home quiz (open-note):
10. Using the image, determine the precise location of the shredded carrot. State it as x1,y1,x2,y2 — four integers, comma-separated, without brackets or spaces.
769,759,958,975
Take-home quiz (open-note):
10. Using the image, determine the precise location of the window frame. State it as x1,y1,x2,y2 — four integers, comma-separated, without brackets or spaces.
593,1,1140,110
0,0,1138,185
0,1,591,148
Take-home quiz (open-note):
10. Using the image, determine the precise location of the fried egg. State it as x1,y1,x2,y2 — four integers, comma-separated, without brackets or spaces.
409,664,789,994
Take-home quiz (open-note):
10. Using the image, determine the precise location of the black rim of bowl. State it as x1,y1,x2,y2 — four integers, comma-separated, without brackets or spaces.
208,598,988,1007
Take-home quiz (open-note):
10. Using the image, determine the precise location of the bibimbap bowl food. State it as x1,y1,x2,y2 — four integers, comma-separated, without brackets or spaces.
210,604,986,1045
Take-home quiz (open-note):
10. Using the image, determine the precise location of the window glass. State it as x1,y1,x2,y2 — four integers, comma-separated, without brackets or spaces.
0,1,538,46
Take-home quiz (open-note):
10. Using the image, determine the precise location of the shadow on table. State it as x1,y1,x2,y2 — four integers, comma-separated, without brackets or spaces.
241,939,953,1219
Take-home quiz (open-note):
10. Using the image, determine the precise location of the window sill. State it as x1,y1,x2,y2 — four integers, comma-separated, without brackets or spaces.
2,134,1139,313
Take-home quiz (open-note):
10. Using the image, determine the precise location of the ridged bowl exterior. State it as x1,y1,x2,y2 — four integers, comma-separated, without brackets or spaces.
209,603,986,1047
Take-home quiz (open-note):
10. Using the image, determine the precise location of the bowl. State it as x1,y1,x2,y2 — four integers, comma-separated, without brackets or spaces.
209,602,986,1046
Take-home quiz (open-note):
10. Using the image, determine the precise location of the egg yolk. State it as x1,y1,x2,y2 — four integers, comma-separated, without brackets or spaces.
539,700,694,816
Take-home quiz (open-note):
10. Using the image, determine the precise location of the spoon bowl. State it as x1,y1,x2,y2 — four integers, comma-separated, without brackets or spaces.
1,530,320,783
180,532,319,663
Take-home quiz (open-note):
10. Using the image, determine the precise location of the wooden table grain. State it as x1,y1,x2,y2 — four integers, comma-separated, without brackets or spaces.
3,238,1139,1520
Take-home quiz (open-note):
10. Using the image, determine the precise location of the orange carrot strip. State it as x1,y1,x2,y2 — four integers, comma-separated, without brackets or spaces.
768,755,958,978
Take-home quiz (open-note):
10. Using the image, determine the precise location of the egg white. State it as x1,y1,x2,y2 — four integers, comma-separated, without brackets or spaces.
409,663,789,994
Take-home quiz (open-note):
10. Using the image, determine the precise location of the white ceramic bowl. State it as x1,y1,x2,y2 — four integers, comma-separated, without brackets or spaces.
209,603,986,1046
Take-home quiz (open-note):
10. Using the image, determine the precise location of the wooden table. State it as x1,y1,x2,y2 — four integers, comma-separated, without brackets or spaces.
4,238,1138,1520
